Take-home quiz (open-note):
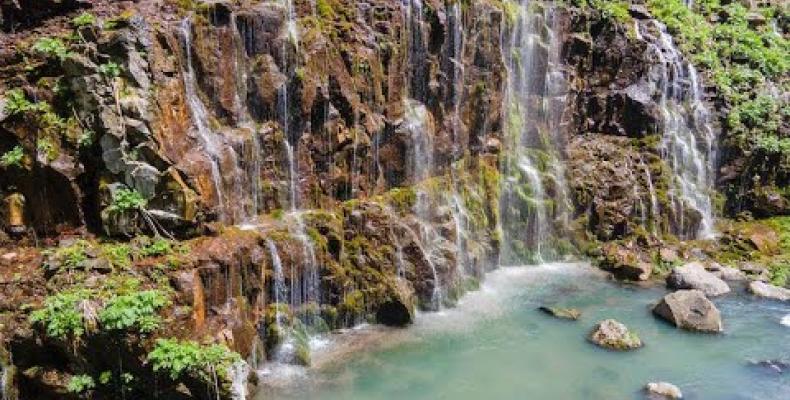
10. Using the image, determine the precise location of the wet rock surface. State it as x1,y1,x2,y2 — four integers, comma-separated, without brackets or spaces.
666,263,731,297
538,306,581,321
588,319,642,351
645,381,683,399
652,290,723,333
748,281,790,302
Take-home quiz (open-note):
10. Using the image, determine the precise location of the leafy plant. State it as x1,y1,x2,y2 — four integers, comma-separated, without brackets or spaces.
139,238,173,257
78,129,95,148
590,0,631,23
99,290,170,333
30,289,92,339
67,374,95,393
147,339,241,382
101,243,132,269
107,189,147,213
49,239,90,269
36,138,58,161
31,37,73,60
98,62,122,78
1,146,24,168
3,89,36,116
72,12,97,28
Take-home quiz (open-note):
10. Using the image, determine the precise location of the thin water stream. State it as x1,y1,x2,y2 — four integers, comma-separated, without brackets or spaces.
257,263,790,400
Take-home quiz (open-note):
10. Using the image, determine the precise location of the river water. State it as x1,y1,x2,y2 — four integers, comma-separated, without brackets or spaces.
258,263,790,400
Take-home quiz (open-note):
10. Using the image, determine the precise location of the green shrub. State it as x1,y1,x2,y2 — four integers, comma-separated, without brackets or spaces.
72,12,97,28
36,138,58,161
108,189,147,213
31,37,73,60
101,243,132,269
0,146,24,168
67,374,95,393
590,0,631,23
29,289,92,339
147,339,241,382
139,238,174,257
3,89,36,116
49,239,90,269
99,290,170,332
98,62,122,78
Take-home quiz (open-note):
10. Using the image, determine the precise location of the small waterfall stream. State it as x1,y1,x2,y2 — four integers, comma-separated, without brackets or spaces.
640,20,717,239
501,1,571,264
404,100,443,309
638,155,660,235
179,18,229,222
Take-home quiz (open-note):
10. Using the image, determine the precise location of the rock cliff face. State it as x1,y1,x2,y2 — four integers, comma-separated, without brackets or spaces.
0,0,785,399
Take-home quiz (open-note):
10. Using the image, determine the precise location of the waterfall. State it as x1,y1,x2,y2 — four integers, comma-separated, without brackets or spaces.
1,363,9,400
641,20,717,239
179,18,229,222
266,239,288,325
229,361,250,400
451,192,469,277
405,0,428,102
501,2,571,264
404,100,443,309
638,155,660,235
229,13,263,221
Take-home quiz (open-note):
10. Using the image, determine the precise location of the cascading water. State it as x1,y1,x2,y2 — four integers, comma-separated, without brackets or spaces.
500,1,572,264
279,6,321,327
266,239,288,327
229,361,250,400
640,20,717,239
404,100,443,309
446,2,471,278
179,18,230,222
405,0,428,103
1,362,10,400
638,155,660,235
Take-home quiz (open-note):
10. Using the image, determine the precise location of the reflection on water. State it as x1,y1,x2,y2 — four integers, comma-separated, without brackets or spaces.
258,263,790,400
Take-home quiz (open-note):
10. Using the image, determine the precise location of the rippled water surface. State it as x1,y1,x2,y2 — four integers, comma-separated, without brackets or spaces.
258,263,790,400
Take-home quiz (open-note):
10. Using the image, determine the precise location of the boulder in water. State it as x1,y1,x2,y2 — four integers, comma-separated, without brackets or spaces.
588,319,642,351
652,290,722,333
538,306,581,321
645,382,683,399
666,262,731,297
747,281,790,302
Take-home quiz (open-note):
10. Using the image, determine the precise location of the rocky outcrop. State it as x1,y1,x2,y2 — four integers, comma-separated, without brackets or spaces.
652,290,723,333
666,263,731,297
645,381,683,399
748,281,790,302
596,242,652,281
588,319,642,351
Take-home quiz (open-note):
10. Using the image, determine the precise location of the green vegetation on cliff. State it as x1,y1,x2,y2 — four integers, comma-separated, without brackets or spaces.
147,339,241,382
647,0,789,213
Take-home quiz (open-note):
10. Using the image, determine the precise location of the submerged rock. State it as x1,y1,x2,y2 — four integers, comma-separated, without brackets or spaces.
666,263,731,297
748,359,789,374
652,290,723,333
538,306,581,321
588,319,642,351
747,281,790,302
645,381,683,399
